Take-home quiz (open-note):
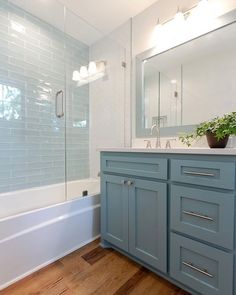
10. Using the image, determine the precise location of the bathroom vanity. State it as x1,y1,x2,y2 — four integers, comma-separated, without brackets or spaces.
100,149,236,295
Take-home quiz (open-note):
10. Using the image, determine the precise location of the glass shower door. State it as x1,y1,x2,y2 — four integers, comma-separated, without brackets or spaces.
64,8,131,200
64,8,101,200
0,0,67,217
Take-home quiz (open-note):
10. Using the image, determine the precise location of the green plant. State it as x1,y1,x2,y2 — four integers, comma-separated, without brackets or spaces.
179,112,236,147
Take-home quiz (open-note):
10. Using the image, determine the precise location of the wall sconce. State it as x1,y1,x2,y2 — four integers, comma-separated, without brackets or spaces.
72,61,107,87
197,0,209,11
154,0,210,36
80,66,89,78
72,70,80,81
88,61,97,75
174,9,185,24
154,18,163,35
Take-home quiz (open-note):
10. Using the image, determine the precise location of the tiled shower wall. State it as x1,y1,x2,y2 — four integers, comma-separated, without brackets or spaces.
0,0,89,193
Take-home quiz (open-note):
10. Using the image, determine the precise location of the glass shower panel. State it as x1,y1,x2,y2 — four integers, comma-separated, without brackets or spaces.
64,8,131,200
0,0,66,217
64,8,103,200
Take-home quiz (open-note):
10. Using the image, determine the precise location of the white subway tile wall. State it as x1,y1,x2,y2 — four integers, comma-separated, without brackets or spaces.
0,0,89,193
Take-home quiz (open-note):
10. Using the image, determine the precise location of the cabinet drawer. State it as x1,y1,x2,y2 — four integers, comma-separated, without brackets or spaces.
102,154,167,180
171,159,235,189
170,185,234,249
170,233,233,295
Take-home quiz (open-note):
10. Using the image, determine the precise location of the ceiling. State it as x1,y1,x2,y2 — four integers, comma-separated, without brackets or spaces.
58,0,158,35
9,0,158,45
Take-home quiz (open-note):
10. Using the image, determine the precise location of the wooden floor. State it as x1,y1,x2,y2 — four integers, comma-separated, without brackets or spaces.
0,240,190,295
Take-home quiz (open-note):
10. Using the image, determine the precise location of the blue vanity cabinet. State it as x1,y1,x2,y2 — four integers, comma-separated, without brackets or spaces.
101,151,236,295
129,179,167,272
101,153,168,273
170,233,233,295
101,174,129,251
170,157,235,295
170,185,235,249
101,154,167,180
171,159,235,189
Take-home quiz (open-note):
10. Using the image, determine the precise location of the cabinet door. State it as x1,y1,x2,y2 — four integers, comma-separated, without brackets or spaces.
101,174,129,251
170,233,233,295
129,179,167,273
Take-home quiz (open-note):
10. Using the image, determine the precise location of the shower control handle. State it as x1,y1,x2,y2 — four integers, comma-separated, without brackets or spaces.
55,90,64,118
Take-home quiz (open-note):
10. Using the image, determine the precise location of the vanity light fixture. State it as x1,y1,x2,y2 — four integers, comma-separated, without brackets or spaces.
154,0,211,35
72,70,80,81
154,18,163,36
197,0,209,10
72,61,107,86
79,66,88,79
196,0,211,20
88,61,97,75
174,8,185,24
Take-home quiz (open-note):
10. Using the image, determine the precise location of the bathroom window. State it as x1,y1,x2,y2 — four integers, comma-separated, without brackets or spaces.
0,83,22,121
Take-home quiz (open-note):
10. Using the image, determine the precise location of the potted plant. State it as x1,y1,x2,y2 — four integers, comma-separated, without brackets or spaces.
179,112,236,148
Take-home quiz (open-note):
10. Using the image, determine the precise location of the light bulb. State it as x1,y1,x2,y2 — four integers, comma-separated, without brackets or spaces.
154,23,163,36
188,0,210,31
88,61,97,75
197,0,211,19
174,11,185,23
153,18,163,45
72,70,80,81
197,0,209,11
80,66,88,78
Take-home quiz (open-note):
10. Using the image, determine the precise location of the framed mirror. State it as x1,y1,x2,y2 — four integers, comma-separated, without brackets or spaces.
136,9,236,137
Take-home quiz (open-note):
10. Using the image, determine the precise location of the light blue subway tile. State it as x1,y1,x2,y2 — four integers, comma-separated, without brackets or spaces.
0,1,89,193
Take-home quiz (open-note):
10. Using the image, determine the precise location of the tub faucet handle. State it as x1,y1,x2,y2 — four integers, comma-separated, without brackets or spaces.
144,140,152,149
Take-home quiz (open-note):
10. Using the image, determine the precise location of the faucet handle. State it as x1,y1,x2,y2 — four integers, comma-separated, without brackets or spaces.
165,138,176,149
144,140,152,149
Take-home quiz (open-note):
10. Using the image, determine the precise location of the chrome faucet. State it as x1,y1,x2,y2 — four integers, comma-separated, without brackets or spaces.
144,140,152,149
151,124,161,148
165,138,176,149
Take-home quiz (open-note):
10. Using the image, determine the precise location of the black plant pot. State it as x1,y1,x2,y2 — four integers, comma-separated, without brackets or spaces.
206,132,229,148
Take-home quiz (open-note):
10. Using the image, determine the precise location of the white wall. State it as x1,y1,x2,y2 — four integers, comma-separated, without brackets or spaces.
131,0,236,146
89,21,131,177
132,0,236,56
89,0,236,168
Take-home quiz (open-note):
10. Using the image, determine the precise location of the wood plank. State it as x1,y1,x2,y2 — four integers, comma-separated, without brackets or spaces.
0,240,190,295
82,246,113,265
113,267,149,295
65,251,139,294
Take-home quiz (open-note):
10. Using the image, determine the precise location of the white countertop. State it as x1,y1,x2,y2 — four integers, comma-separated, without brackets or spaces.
98,147,236,155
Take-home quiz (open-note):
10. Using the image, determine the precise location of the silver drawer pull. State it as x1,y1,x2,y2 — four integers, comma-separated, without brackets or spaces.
183,210,214,221
183,170,215,177
182,261,214,278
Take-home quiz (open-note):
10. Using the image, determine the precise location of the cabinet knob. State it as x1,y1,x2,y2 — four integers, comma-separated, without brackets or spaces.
127,180,134,186
121,180,127,185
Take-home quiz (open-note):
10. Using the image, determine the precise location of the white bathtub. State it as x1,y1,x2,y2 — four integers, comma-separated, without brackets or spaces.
0,179,101,290
0,178,100,218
